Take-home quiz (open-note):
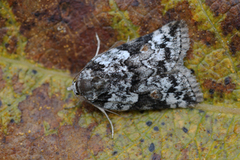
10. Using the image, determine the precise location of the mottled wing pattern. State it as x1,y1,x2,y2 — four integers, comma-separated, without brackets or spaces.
77,21,203,111
118,21,189,73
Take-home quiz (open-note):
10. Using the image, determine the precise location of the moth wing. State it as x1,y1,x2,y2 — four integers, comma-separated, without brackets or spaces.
117,20,189,73
77,21,202,110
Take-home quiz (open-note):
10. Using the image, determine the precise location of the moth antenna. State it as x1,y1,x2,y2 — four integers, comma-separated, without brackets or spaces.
95,106,114,138
104,109,121,116
95,33,100,58
127,36,130,42
104,109,129,118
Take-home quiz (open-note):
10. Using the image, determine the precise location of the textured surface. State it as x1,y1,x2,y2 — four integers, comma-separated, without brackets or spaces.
75,21,203,110
0,0,240,159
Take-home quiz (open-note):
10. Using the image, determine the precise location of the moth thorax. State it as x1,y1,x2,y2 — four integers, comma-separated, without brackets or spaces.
78,77,107,100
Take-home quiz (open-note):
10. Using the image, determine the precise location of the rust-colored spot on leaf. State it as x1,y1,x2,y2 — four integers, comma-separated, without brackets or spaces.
0,15,7,44
163,1,193,23
18,83,67,138
87,134,104,156
186,47,195,60
229,34,240,55
195,30,216,46
152,153,161,160
126,0,164,35
186,29,216,59
206,0,240,35
116,0,139,10
181,148,189,159
0,67,6,91
5,36,18,54
58,125,96,159
0,82,83,159
205,0,231,16
9,0,117,73
203,78,236,96
221,4,240,35
0,121,32,159
12,74,24,94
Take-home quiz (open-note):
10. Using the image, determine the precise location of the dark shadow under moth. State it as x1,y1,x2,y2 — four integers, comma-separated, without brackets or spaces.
67,20,203,138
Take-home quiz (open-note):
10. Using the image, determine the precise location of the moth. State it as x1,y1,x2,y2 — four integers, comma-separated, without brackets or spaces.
68,21,203,138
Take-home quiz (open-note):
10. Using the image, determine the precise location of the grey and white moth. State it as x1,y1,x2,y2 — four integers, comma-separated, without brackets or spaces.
67,21,203,138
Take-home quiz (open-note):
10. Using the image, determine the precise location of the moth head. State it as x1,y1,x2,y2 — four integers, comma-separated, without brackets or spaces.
77,76,109,101
67,81,80,96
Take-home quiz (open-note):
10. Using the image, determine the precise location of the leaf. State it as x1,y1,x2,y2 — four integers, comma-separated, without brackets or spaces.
1,0,240,159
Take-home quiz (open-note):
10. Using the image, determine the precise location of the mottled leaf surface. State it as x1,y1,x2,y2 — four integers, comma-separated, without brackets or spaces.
0,0,240,159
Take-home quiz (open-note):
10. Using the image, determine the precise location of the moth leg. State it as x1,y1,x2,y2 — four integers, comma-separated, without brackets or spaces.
104,109,121,116
104,109,129,118
94,33,100,58
95,106,114,138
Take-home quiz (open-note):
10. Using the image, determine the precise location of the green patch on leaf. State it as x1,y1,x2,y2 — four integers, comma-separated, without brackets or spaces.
43,121,58,136
108,0,139,40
